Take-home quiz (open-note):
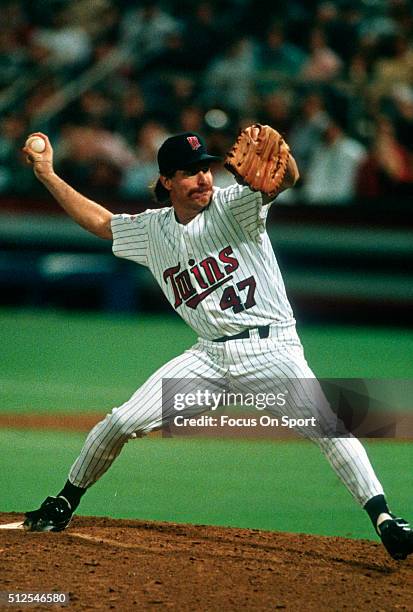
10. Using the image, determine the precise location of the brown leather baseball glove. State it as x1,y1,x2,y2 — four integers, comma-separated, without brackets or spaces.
225,124,290,197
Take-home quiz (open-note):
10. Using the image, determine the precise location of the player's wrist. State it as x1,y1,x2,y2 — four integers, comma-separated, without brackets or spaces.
34,162,55,181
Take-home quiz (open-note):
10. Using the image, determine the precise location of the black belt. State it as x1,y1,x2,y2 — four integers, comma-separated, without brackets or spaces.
213,325,270,343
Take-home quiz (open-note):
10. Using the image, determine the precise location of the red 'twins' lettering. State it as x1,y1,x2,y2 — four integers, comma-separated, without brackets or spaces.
163,246,240,310
218,246,239,274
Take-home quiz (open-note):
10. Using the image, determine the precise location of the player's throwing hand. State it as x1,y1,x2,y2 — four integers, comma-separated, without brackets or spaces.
22,132,54,180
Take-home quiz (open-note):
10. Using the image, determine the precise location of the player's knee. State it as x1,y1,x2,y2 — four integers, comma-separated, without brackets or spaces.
106,408,139,439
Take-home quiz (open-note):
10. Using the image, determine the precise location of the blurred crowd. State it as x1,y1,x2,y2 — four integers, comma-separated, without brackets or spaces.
1,0,413,205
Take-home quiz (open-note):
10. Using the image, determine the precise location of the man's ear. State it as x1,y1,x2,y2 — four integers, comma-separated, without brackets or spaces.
160,175,172,191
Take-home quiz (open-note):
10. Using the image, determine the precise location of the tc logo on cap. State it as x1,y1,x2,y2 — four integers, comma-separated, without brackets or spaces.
187,136,201,151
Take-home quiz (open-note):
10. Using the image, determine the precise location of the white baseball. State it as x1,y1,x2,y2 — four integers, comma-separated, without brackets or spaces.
26,136,46,153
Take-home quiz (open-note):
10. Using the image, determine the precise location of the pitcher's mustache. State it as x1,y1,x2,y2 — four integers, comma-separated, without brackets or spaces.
189,187,210,195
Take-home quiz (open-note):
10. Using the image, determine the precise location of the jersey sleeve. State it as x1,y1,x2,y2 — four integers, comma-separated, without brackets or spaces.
218,184,273,238
111,212,150,266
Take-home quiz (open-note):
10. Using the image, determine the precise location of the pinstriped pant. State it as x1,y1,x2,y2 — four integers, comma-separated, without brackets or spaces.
69,323,384,507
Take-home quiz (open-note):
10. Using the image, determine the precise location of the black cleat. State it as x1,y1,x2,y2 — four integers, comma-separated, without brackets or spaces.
23,496,73,532
378,516,413,560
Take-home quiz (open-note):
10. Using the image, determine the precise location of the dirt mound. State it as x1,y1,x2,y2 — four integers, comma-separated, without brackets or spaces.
1,513,412,611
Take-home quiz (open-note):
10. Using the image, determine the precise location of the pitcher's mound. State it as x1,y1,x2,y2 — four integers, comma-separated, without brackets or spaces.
0,512,411,610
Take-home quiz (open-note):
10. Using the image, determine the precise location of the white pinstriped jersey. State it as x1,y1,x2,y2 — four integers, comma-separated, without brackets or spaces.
72,186,385,510
111,184,294,340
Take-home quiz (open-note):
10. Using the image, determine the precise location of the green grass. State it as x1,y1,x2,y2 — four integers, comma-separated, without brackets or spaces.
0,309,195,412
2,308,413,412
1,429,412,541
301,323,413,378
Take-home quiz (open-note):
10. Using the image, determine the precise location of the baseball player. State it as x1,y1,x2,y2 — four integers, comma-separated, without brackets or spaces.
22,128,413,561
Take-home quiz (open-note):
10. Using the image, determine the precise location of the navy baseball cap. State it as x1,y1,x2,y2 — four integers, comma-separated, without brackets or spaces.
157,132,221,175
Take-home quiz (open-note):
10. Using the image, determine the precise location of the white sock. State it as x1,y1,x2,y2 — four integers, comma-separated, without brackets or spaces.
376,512,392,532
